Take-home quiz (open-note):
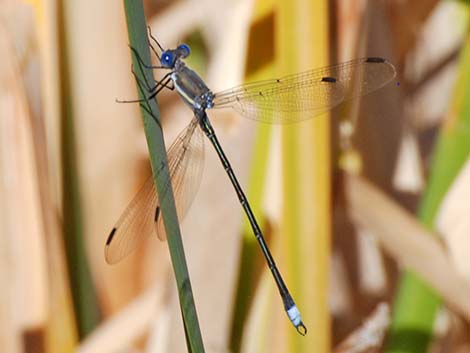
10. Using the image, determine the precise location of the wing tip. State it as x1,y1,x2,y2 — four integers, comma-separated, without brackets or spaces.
365,57,397,84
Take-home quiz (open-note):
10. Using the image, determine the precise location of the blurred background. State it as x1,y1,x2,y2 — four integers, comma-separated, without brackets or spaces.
1,0,469,353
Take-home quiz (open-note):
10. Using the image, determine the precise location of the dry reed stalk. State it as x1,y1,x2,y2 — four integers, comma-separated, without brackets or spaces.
0,10,54,351
346,174,470,322
278,0,331,351
79,283,165,353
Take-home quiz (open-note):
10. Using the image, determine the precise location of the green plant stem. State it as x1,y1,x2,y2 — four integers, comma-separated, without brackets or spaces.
122,2,205,352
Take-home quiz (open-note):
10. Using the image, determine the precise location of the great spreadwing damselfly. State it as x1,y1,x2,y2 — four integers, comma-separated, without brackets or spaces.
105,32,396,335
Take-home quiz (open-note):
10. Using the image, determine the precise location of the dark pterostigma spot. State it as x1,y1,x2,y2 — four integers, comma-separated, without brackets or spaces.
154,206,160,223
106,228,116,245
366,57,386,63
321,76,336,83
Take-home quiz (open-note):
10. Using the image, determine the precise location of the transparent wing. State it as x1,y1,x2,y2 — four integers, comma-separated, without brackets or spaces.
104,117,204,264
155,117,204,241
104,176,158,264
212,57,396,124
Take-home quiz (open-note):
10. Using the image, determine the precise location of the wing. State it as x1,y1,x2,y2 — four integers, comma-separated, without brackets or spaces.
155,117,205,241
212,57,396,124
104,117,204,264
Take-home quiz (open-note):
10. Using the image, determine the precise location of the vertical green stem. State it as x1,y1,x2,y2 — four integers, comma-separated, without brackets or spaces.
122,2,205,352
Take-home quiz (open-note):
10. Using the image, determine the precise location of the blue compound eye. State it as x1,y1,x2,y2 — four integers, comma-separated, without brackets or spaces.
160,51,175,68
177,44,190,58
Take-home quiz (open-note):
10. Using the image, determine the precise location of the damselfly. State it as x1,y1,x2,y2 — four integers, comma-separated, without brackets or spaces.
105,32,396,335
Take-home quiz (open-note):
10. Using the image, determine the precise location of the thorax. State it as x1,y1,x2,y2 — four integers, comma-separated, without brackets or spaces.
171,61,214,111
